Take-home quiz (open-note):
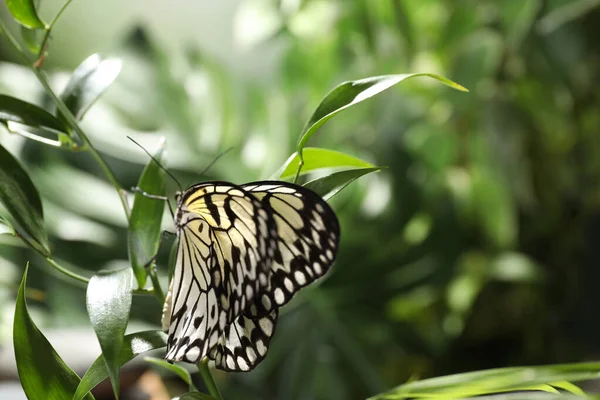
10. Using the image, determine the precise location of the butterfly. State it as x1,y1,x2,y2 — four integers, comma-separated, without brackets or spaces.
160,180,340,371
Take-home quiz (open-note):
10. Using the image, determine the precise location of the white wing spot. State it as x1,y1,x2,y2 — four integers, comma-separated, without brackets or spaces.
274,288,285,305
237,357,249,371
284,277,294,293
313,262,322,275
256,340,267,355
294,270,306,285
259,318,273,336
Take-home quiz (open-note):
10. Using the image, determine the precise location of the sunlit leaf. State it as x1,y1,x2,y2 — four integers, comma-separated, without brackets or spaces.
0,144,49,255
0,95,67,131
14,265,95,400
0,215,16,236
277,147,375,180
6,0,45,29
86,267,134,398
73,330,167,400
297,74,468,157
128,138,166,288
303,167,382,200
368,362,600,399
144,356,192,389
59,54,123,120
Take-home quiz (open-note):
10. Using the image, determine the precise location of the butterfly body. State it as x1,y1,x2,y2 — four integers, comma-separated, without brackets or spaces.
162,181,339,371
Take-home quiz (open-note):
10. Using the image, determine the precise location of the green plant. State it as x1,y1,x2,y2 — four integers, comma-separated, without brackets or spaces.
2,0,600,399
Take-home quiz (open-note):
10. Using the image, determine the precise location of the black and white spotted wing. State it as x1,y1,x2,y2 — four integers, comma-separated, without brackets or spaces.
162,180,340,371
241,181,340,316
162,182,276,363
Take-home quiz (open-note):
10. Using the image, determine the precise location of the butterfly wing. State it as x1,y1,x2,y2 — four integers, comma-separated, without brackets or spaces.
208,310,278,371
163,182,276,364
242,181,340,315
163,180,340,371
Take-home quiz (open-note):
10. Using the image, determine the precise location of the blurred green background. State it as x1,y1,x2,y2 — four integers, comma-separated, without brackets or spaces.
1,0,600,399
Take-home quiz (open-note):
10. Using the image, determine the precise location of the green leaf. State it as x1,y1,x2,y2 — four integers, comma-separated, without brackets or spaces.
368,362,600,399
144,357,192,389
179,393,217,400
73,330,167,400
303,167,382,200
14,265,95,400
128,138,166,288
550,381,585,396
0,215,16,236
277,148,375,180
297,74,468,157
86,267,134,399
6,0,45,29
0,95,67,131
20,26,44,53
59,54,123,120
0,144,49,254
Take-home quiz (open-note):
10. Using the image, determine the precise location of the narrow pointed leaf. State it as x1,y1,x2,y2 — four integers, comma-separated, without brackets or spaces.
73,330,167,400
303,167,382,200
278,147,375,180
14,265,95,400
59,54,123,120
86,267,134,399
297,74,468,156
6,0,45,29
128,139,166,288
368,362,600,399
144,357,192,389
0,144,49,254
0,95,67,131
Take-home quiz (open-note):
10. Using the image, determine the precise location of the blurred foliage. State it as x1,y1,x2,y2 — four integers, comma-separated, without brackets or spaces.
1,0,600,399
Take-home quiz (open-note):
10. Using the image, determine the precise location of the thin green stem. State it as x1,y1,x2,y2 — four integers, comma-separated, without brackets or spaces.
0,18,131,218
45,257,90,284
37,0,76,62
197,359,224,400
292,159,304,184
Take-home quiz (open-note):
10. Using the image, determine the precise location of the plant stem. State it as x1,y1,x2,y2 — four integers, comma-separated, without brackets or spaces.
45,257,90,283
0,19,131,219
197,359,224,400
37,0,76,63
292,159,304,184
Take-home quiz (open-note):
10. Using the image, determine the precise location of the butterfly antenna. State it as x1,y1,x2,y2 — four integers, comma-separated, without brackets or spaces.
198,147,235,177
127,136,184,192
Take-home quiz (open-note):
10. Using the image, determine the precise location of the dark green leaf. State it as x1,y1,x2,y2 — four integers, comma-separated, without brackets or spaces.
86,268,134,399
368,362,600,399
14,265,95,400
73,330,167,400
0,215,16,236
20,26,44,53
59,54,122,120
179,392,217,400
6,0,45,29
144,357,192,389
0,144,49,254
0,95,67,131
277,148,375,180
303,167,382,200
128,138,166,288
297,74,468,157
